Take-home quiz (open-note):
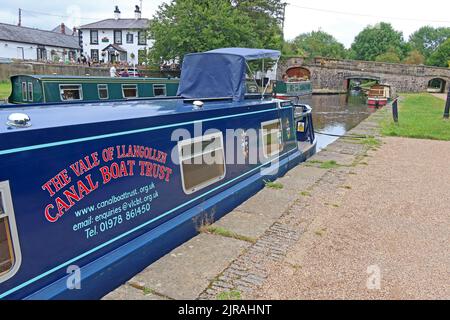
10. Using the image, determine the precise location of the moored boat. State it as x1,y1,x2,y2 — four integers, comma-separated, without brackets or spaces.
367,84,390,107
7,75,180,105
0,48,316,300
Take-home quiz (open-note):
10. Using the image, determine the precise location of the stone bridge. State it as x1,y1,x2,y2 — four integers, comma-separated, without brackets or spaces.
278,57,450,94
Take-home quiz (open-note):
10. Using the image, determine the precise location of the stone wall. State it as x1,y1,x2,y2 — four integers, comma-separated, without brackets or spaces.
0,62,109,81
279,57,450,93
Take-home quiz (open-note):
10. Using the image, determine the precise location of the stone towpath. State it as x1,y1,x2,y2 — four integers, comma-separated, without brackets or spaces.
104,106,449,300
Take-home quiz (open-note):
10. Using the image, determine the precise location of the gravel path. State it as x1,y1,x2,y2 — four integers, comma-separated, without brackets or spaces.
253,137,450,300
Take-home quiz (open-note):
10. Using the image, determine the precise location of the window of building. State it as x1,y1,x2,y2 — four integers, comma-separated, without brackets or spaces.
27,82,33,102
261,120,282,158
153,84,167,97
114,30,122,45
21,82,27,102
178,132,226,194
37,47,47,61
91,49,99,62
122,84,138,98
90,30,99,44
59,84,83,101
0,181,21,283
126,33,134,44
138,31,147,45
98,84,109,100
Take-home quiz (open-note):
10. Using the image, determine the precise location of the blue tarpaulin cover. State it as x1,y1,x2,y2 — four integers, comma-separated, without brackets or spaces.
177,48,281,101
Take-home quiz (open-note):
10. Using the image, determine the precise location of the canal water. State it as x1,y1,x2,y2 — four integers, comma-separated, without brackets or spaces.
301,94,375,150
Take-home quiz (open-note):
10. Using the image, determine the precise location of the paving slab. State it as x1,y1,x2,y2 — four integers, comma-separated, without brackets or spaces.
233,186,298,219
308,150,356,166
214,210,276,240
124,233,250,300
102,284,166,300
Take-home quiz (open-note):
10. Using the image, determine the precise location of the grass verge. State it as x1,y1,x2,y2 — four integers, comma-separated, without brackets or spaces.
0,81,11,100
381,93,450,141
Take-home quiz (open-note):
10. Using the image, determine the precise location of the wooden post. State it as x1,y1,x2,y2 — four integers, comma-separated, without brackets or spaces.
392,98,399,123
444,90,450,119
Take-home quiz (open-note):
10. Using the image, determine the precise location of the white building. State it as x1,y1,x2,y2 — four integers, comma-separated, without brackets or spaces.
0,23,81,62
78,5,151,65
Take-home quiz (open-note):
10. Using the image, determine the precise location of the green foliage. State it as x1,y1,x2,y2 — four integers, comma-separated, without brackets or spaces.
0,81,11,100
288,30,347,59
375,47,401,63
381,94,450,141
232,0,285,50
264,180,284,189
351,22,406,61
149,0,283,62
427,38,450,68
409,26,450,59
403,49,425,65
217,290,242,300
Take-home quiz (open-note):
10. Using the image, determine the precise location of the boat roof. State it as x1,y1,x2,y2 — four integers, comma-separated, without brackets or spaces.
11,75,179,81
0,97,278,134
206,48,281,60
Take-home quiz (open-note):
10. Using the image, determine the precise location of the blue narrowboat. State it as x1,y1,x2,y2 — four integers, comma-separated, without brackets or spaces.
8,75,180,104
0,48,316,300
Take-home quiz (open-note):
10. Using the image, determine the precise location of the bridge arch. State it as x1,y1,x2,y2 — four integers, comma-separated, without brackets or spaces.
283,66,311,81
427,78,447,93
344,75,381,90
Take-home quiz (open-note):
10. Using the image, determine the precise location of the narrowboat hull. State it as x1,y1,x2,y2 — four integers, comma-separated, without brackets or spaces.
0,98,315,299
368,97,388,107
8,75,180,104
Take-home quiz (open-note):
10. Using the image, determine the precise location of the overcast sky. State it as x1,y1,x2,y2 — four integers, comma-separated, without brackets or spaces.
0,0,449,48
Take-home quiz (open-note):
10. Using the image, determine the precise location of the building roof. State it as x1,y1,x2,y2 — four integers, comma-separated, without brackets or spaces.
79,18,150,30
0,23,80,49
51,25,78,36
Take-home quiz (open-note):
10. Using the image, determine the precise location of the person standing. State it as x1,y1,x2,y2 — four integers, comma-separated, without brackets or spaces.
110,64,118,77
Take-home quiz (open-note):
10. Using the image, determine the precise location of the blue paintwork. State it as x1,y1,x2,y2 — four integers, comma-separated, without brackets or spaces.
0,96,312,300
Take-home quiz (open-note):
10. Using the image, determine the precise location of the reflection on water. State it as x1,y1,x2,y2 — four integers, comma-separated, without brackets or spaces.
301,94,374,150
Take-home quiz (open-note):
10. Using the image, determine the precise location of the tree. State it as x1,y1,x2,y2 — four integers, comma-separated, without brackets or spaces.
351,22,406,61
403,49,425,65
409,26,450,59
148,0,259,63
231,0,285,49
427,38,450,67
289,30,347,59
375,47,401,63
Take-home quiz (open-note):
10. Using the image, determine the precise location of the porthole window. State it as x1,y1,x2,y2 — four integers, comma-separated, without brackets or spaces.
178,132,226,194
98,84,109,100
60,84,83,101
261,119,283,158
122,84,138,99
153,84,167,97
21,82,27,102
27,82,33,102
0,181,21,283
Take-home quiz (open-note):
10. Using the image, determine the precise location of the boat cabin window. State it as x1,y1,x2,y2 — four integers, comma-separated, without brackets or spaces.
98,84,109,100
178,132,226,194
261,120,282,158
21,82,27,102
0,181,21,283
27,82,33,102
153,84,167,97
60,84,83,101
122,84,138,99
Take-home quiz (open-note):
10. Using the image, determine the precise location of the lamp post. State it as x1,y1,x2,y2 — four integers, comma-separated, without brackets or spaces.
444,89,450,119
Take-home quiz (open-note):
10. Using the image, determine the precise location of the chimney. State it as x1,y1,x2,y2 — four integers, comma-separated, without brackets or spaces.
134,5,142,20
60,23,66,35
114,6,121,20
72,27,77,36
